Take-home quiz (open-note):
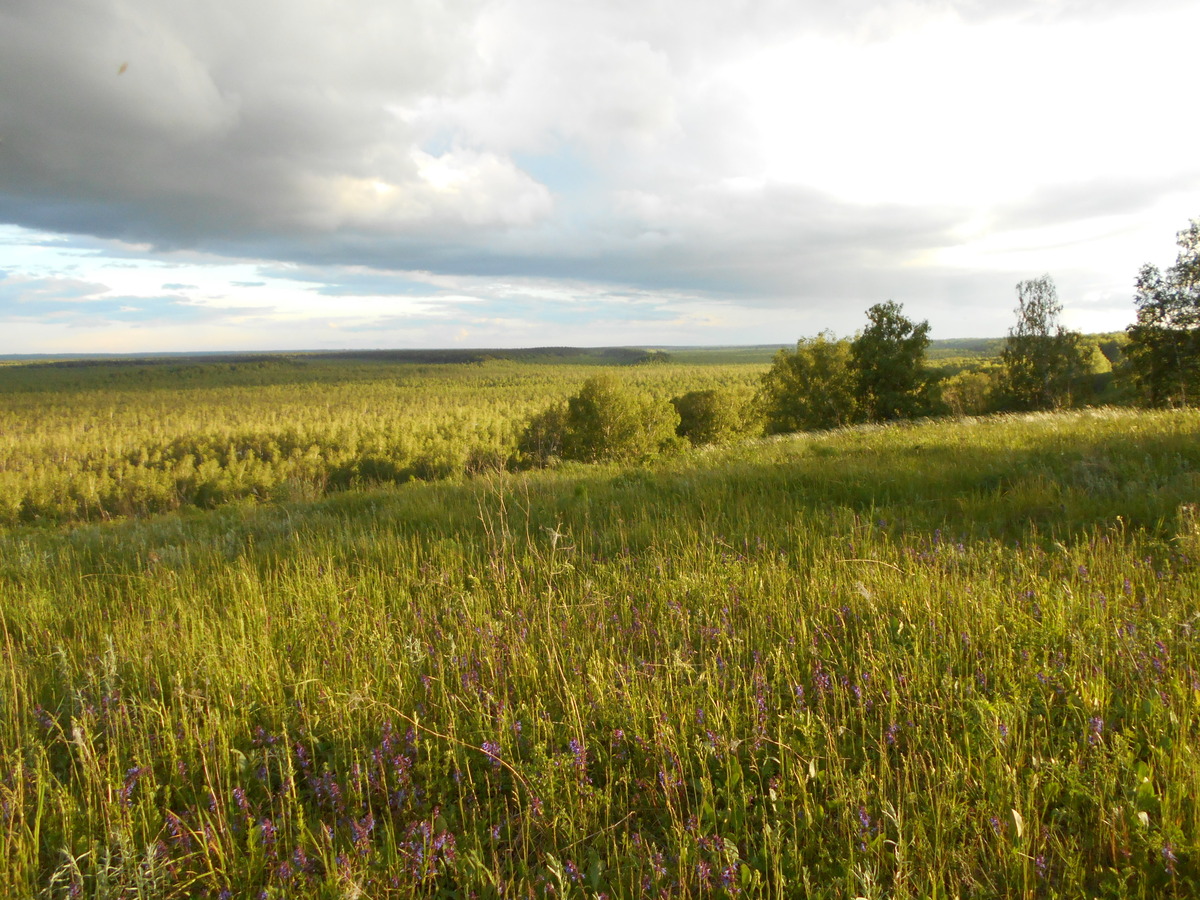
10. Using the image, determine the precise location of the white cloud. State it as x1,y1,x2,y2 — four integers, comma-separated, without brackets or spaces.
1,0,1198,351
726,9,1200,206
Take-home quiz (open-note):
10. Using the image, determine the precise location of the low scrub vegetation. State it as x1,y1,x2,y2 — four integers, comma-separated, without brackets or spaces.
0,356,761,526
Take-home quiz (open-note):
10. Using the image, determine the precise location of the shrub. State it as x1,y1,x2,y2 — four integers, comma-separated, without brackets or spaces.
518,375,680,465
671,388,747,446
757,332,858,433
562,375,681,462
515,401,569,467
941,368,998,417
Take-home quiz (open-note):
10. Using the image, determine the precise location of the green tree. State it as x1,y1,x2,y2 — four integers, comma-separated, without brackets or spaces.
850,301,939,421
671,388,749,446
996,275,1088,411
518,374,680,465
515,401,569,466
941,367,999,417
757,332,858,433
1125,218,1200,407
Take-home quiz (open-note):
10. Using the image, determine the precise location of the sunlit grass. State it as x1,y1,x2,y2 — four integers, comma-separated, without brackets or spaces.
1,407,1198,897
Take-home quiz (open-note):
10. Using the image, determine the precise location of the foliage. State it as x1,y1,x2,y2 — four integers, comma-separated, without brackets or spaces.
561,374,682,461
1126,218,1200,407
941,367,999,417
633,349,673,365
671,388,752,446
757,332,858,433
2,408,1200,897
0,356,761,524
996,275,1090,411
1093,331,1130,369
520,373,682,464
515,401,570,466
1079,339,1113,375
850,301,941,421
924,337,1007,360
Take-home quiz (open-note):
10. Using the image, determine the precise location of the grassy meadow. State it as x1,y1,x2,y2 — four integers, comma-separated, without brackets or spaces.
1,353,1199,898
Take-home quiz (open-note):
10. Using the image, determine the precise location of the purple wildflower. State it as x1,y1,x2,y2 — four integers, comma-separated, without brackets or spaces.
352,813,375,855
481,740,502,769
258,818,277,849
1162,843,1177,875
858,806,872,832
720,863,739,889
119,765,148,807
569,738,586,769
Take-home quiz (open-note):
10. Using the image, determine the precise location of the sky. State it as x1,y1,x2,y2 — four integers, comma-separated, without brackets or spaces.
2,0,1199,354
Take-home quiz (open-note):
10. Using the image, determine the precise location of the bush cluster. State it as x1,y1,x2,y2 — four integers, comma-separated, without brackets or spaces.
517,374,683,466
517,376,764,467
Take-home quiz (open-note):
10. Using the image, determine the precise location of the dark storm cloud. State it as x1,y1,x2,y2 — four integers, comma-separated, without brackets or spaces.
0,0,488,241
0,3,951,253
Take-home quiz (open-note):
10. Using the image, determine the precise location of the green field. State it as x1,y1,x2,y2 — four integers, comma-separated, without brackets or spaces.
1,355,1198,898
0,351,765,526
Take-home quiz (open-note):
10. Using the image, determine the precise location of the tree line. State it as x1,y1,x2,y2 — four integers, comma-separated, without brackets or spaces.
4,217,1193,523
519,215,1200,463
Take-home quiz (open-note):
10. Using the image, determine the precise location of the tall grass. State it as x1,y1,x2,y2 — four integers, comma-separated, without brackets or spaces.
1,408,1198,897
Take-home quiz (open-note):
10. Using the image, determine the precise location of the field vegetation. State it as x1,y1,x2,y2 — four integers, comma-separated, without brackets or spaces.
0,353,759,526
1,405,1198,898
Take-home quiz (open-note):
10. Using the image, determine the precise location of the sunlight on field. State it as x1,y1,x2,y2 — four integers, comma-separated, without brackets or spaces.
0,354,763,525
1,372,1198,896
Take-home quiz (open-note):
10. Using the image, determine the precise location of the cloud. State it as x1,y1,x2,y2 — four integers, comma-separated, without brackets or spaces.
0,273,112,309
0,270,263,328
993,173,1200,232
1,0,1197,351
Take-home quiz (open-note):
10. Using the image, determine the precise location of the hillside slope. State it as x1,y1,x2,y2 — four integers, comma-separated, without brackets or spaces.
1,408,1198,897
